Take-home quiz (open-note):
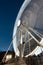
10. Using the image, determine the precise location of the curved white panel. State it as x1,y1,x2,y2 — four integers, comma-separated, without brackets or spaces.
13,0,31,56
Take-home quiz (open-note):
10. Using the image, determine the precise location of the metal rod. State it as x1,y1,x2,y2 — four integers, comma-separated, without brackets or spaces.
22,37,32,57
2,41,12,62
20,31,23,58
2,32,17,62
33,28,43,37
29,27,42,38
21,24,43,47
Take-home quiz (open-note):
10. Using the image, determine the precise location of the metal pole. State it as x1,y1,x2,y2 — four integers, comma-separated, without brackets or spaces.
21,24,43,47
20,31,23,58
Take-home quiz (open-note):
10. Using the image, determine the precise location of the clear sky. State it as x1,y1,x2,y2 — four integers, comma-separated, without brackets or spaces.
0,0,24,51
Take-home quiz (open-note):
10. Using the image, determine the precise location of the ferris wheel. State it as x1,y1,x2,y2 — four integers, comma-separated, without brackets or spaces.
13,0,43,58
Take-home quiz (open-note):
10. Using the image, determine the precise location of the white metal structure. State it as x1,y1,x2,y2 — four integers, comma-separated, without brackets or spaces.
13,0,43,57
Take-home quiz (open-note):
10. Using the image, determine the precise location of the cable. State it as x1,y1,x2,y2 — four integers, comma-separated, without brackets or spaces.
2,32,17,62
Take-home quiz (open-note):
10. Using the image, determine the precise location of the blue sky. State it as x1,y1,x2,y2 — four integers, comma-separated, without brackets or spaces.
0,0,24,51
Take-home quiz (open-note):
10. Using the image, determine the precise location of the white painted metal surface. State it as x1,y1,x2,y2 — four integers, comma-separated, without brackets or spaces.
13,0,43,57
